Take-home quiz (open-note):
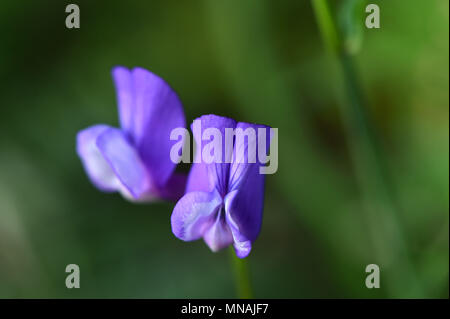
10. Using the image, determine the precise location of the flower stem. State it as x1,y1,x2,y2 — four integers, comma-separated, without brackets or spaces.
229,247,252,298
311,0,424,297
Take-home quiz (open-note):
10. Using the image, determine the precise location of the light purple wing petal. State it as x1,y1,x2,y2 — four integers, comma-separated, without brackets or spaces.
225,123,271,244
96,127,153,199
76,124,120,192
203,209,234,252
131,67,186,189
185,114,237,195
171,190,222,241
112,66,134,136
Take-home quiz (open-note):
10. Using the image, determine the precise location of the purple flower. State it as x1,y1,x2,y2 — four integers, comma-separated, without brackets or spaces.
76,66,186,201
171,115,271,258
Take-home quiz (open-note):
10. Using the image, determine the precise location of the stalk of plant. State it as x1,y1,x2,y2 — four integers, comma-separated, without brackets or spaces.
229,247,252,298
312,0,424,297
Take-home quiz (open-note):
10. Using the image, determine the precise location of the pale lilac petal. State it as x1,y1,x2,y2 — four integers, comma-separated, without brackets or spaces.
130,67,185,189
112,66,134,136
76,124,120,192
186,114,236,195
171,190,222,241
96,127,153,199
203,208,234,252
233,240,252,258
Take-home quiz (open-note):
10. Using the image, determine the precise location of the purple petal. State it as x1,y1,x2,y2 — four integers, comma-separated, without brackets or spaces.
224,123,271,245
171,190,222,241
233,240,252,258
203,209,234,252
112,66,134,136
186,114,237,195
185,158,211,193
96,127,153,199
228,122,270,191
225,191,253,258
158,172,187,201
130,67,185,189
76,124,120,192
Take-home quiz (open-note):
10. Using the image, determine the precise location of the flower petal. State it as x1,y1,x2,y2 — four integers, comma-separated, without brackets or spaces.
225,191,253,258
228,122,270,191
186,114,237,195
224,123,271,245
96,127,153,199
76,124,121,192
203,208,234,252
158,172,187,201
185,160,211,193
131,67,186,189
112,66,134,136
171,190,222,241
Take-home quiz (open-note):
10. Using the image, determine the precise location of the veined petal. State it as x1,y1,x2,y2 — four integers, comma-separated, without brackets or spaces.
112,66,134,136
224,200,252,258
96,127,153,199
224,173,264,244
131,67,185,189
228,122,270,192
186,114,237,195
171,190,222,241
76,124,121,192
224,123,271,246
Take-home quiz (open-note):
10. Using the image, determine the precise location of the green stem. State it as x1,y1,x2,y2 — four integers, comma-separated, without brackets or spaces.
229,247,252,298
311,0,341,54
312,0,424,297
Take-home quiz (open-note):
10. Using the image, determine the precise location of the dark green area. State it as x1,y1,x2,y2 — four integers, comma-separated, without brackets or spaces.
0,0,448,298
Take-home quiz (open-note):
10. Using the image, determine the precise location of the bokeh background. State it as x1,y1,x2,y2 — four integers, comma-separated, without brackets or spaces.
0,0,448,298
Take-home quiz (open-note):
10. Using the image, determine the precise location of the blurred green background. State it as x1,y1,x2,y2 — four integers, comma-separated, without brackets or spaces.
0,0,448,298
